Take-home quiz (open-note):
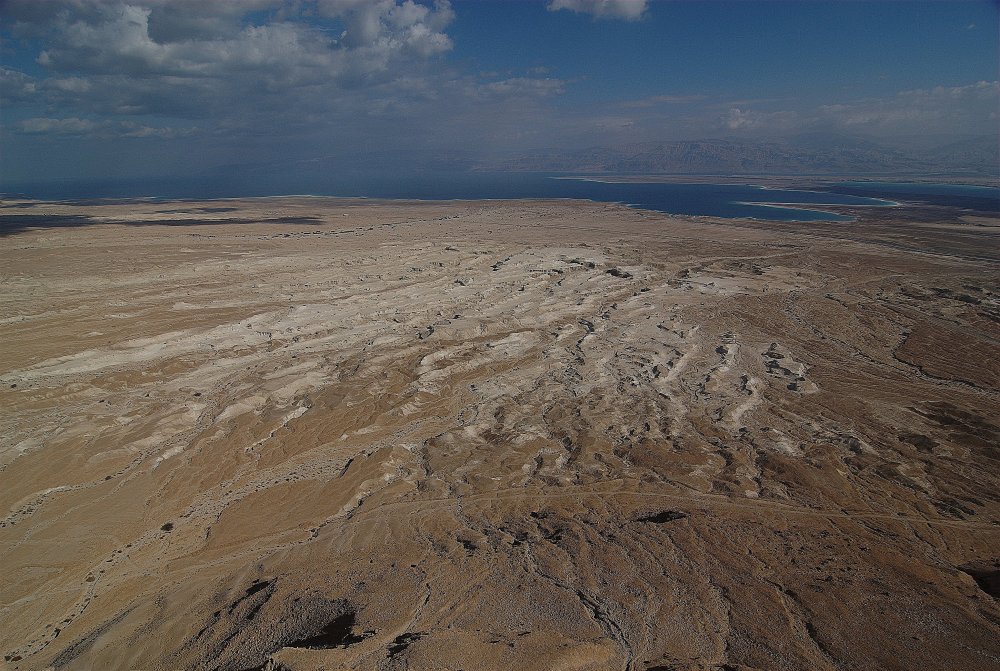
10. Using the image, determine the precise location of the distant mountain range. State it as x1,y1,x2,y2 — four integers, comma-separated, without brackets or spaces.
201,133,998,180
472,134,999,177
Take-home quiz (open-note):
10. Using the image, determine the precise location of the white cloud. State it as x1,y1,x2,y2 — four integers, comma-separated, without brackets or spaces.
19,117,97,134
724,107,799,131
47,77,92,93
316,0,454,54
0,0,573,168
0,0,476,134
709,81,1000,136
620,94,706,108
16,116,197,139
0,67,38,102
547,0,647,21
594,116,634,130
16,0,455,82
898,80,999,102
119,121,197,138
816,81,999,130
475,77,566,99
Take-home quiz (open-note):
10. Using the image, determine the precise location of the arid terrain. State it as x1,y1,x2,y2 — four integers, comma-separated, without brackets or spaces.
1,196,998,671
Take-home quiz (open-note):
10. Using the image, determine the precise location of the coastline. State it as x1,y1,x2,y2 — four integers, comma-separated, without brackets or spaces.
3,175,957,224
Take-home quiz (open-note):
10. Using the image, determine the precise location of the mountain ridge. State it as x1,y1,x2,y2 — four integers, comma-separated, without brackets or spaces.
473,135,999,176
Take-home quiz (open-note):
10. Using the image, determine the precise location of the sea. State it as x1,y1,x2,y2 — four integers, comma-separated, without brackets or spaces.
3,173,998,222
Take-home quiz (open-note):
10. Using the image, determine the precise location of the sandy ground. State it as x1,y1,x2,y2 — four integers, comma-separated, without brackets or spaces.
1,197,998,671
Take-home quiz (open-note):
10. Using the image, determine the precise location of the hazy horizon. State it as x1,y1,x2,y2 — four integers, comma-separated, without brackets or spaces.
1,0,998,185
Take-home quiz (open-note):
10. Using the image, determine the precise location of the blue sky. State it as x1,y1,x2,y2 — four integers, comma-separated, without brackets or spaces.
1,0,997,183
451,2,997,102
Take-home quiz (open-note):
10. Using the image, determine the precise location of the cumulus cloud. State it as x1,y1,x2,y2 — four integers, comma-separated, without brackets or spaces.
318,0,454,54
0,0,574,181
547,0,647,21
8,0,455,82
3,2,451,120
0,67,38,102
0,0,567,140
47,77,93,93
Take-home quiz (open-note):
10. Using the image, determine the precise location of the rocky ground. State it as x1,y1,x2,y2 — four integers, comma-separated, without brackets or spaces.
1,196,998,671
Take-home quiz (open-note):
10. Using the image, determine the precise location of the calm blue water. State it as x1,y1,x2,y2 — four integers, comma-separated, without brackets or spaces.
2,172,896,221
5,172,996,220
825,180,1000,212
836,181,999,197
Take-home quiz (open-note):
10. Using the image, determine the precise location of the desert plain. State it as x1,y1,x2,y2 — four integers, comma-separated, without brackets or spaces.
0,195,998,671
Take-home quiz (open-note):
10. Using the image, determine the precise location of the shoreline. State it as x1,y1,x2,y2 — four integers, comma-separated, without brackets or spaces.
550,173,1000,188
6,175,992,226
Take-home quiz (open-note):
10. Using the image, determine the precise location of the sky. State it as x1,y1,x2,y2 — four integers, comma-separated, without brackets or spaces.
1,0,997,184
